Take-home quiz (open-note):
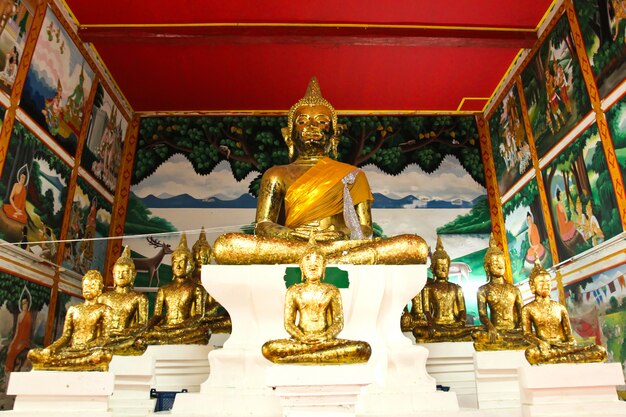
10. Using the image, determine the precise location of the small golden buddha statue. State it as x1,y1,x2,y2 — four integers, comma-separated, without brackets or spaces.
213,77,428,265
413,236,475,343
472,235,528,351
401,290,427,332
261,238,371,364
192,228,231,333
28,270,113,371
522,260,606,365
96,245,148,355
144,233,210,345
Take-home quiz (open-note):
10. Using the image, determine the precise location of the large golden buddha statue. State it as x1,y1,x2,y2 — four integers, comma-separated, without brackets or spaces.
144,233,210,345
213,77,428,265
28,270,113,371
522,260,606,365
472,236,528,351
97,245,148,355
262,239,371,364
192,228,231,333
413,236,474,342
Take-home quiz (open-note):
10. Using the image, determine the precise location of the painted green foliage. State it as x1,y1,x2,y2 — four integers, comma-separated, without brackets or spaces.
605,96,626,180
134,115,484,196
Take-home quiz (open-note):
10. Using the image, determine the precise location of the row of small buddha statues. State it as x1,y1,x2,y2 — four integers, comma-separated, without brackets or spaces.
25,77,606,370
401,235,606,365
28,230,231,371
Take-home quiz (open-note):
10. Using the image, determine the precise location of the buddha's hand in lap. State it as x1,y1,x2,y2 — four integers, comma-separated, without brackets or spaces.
299,333,329,344
290,225,347,242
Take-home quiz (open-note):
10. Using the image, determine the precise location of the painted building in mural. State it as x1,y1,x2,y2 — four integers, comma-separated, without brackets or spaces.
0,0,622,409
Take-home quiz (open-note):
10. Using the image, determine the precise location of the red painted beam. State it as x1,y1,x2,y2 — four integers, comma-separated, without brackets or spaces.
78,24,536,48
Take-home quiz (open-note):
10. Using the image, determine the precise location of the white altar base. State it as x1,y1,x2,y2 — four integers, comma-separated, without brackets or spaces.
145,344,212,393
108,353,157,416
4,370,114,417
518,362,626,417
473,350,525,410
171,264,458,417
416,341,478,409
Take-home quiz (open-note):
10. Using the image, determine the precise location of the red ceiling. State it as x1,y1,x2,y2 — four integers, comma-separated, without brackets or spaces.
62,0,555,114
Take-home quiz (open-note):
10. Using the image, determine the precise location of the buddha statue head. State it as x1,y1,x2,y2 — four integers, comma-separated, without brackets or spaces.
529,259,551,298
82,270,105,300
192,227,213,275
430,236,450,280
484,234,506,281
113,245,137,289
284,77,340,160
171,233,194,279
300,236,326,283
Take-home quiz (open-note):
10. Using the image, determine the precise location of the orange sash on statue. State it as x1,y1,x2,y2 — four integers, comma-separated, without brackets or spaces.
285,157,373,229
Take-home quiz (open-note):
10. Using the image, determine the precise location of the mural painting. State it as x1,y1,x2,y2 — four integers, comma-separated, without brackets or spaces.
81,83,127,194
0,0,35,94
503,178,553,284
489,85,532,195
0,271,50,409
542,123,622,262
20,7,94,158
564,263,626,380
521,15,592,158
127,115,491,321
62,176,111,275
574,0,626,98
0,120,71,260
605,94,626,181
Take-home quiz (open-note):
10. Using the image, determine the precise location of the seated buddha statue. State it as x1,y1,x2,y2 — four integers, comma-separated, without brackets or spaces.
522,260,606,365
143,233,210,345
413,236,475,343
28,270,113,371
472,235,528,351
97,245,148,355
192,228,231,333
401,290,427,332
213,77,428,265
262,238,372,364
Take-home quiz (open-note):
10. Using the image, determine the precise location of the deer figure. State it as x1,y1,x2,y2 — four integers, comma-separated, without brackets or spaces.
132,236,173,287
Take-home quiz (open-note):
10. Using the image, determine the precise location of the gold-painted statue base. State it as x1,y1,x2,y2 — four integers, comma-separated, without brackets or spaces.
262,338,371,365
472,329,530,351
413,324,476,343
525,342,607,365
28,347,112,372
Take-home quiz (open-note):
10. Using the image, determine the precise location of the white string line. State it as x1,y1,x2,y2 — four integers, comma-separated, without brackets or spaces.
0,224,255,247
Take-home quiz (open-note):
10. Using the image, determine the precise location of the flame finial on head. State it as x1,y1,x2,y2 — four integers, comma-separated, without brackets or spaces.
431,235,450,266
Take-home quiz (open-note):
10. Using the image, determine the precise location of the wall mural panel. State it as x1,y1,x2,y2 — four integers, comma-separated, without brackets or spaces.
0,120,70,259
606,94,626,183
489,85,532,195
0,0,36,95
503,178,553,284
19,7,94,159
62,176,111,275
573,0,626,99
564,262,626,382
542,123,622,262
80,82,127,194
126,115,491,321
521,15,592,158
0,271,50,410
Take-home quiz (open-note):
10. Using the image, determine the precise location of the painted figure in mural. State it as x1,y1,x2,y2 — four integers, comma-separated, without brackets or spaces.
574,197,585,236
401,289,427,332
5,291,33,373
262,238,371,364
213,77,428,265
522,260,607,365
472,235,528,351
64,65,85,125
191,228,231,333
0,45,19,85
525,211,545,265
412,236,475,343
613,0,626,41
42,79,63,135
28,270,113,371
545,69,566,133
0,0,17,39
143,233,210,345
583,201,604,246
554,187,577,242
97,246,148,355
2,165,28,224
76,197,97,272
552,60,572,114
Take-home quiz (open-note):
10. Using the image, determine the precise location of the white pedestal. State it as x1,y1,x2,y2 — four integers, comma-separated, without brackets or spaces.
417,341,478,409
108,353,156,416
518,362,626,417
171,264,459,417
5,371,113,417
473,350,525,410
145,344,213,393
